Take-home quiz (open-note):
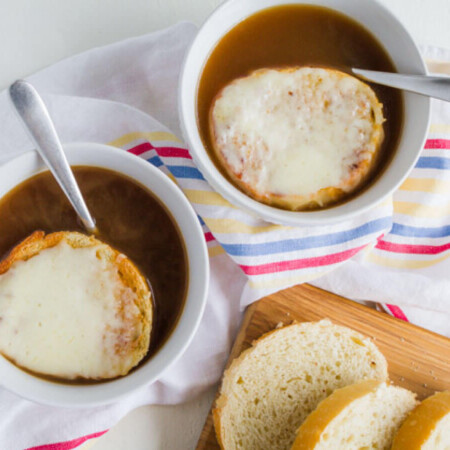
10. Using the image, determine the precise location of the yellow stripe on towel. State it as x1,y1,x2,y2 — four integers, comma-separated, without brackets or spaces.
399,178,450,195
248,270,331,289
184,190,236,208
166,172,177,184
393,201,450,218
109,131,181,147
204,218,290,234
367,251,450,269
426,60,450,75
208,245,226,257
429,124,450,134
79,438,101,450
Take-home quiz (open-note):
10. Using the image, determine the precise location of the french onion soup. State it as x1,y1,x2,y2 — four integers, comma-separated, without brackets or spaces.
0,231,152,381
0,167,188,382
197,5,404,211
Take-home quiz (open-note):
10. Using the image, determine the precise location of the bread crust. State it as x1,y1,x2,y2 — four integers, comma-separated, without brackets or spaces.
292,380,417,450
291,380,383,449
0,231,152,379
391,391,450,450
210,67,385,211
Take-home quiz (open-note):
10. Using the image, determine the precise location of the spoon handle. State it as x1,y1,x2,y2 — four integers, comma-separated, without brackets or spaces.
9,80,97,234
352,68,450,102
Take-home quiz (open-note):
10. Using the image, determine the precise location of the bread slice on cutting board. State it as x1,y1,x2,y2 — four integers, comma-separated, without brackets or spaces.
392,390,450,450
213,320,388,450
291,379,418,450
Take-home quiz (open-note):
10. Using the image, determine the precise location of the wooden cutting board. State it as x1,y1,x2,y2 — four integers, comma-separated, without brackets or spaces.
196,284,450,449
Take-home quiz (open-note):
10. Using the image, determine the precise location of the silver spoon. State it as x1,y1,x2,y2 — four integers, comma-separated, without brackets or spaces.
352,68,450,102
8,80,97,234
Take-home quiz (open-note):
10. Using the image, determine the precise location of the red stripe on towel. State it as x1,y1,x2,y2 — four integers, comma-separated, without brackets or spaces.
376,240,450,255
240,245,365,275
424,139,450,149
385,304,409,322
127,142,191,159
26,430,108,450
156,147,191,159
204,232,215,242
127,142,153,155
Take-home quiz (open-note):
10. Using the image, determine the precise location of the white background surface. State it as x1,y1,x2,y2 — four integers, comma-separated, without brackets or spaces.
0,0,449,449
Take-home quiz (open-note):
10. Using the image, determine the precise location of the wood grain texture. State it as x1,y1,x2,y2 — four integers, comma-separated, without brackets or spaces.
196,284,450,450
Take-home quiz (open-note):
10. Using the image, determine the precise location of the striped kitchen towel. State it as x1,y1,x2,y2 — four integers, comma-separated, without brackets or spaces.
112,132,393,304
312,50,450,336
0,23,449,450
108,49,450,336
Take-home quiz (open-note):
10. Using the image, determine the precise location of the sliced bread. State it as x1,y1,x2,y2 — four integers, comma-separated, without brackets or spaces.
392,390,450,450
291,379,418,450
213,320,388,450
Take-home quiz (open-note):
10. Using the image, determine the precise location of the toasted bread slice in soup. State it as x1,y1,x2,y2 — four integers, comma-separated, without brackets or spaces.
392,390,450,450
213,320,388,450
210,67,385,210
292,379,418,450
0,231,152,380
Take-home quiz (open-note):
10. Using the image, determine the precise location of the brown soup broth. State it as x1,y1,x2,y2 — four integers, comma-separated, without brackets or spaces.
0,166,188,382
197,5,404,207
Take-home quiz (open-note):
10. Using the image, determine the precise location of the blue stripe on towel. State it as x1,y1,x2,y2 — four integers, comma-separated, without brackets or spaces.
416,157,450,170
221,217,391,256
390,223,450,238
147,155,163,167
168,165,205,179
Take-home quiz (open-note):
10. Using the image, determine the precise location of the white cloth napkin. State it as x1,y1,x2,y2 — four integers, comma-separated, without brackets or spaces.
0,23,245,450
0,23,449,450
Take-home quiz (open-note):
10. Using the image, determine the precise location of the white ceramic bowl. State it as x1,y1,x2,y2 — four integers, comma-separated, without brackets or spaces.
0,142,209,407
179,0,431,225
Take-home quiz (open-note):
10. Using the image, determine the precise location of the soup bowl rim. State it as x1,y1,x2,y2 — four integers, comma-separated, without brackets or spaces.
178,0,431,225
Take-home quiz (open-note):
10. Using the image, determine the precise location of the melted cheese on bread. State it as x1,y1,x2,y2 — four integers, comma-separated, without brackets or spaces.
210,67,385,210
0,231,152,380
